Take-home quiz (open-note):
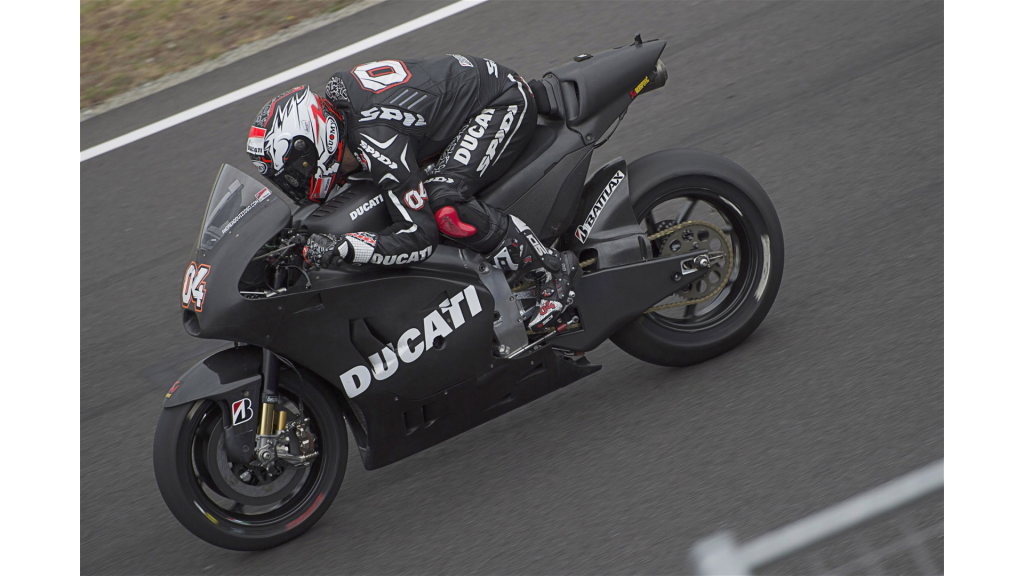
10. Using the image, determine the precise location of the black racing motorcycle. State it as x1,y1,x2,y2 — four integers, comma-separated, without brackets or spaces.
154,36,784,550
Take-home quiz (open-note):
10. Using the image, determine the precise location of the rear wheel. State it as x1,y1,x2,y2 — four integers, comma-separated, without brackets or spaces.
153,369,347,550
610,172,784,366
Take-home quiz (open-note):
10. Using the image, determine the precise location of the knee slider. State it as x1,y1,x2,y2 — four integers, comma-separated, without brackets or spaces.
435,206,477,238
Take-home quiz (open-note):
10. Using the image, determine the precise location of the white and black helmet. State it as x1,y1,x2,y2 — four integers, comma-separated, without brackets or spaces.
246,85,347,204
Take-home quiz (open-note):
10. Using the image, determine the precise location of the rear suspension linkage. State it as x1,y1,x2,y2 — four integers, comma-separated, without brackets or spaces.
513,221,734,316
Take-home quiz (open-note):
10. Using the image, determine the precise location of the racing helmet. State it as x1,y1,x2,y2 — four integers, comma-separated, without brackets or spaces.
246,85,346,204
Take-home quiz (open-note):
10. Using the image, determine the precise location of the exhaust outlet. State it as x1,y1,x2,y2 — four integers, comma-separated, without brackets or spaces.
649,59,668,91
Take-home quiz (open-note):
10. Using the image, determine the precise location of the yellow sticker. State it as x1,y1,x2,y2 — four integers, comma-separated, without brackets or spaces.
631,76,651,98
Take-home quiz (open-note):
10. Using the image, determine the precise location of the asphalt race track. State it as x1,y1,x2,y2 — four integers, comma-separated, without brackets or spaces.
81,1,943,573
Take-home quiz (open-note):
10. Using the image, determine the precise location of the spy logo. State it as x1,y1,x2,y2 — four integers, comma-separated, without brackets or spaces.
181,262,211,311
231,398,254,426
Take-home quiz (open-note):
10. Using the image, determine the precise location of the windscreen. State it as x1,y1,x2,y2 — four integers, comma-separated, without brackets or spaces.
198,164,281,251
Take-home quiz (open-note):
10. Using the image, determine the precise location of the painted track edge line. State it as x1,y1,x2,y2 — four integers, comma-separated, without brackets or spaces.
80,0,491,163
80,0,387,123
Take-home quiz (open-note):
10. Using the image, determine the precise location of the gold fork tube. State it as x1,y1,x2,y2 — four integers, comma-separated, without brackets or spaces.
258,402,276,435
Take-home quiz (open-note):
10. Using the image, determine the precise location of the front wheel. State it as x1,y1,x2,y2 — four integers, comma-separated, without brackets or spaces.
611,165,784,367
153,367,347,550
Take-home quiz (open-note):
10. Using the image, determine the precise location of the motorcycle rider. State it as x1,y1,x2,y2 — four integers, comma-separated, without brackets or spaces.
245,55,577,330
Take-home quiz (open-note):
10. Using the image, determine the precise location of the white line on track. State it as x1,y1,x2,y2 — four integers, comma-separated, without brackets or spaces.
80,0,491,163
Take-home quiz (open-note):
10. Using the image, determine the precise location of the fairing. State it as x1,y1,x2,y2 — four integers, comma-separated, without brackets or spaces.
196,165,284,252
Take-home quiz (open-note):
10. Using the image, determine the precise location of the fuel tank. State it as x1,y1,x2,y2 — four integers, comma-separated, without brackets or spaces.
299,180,393,235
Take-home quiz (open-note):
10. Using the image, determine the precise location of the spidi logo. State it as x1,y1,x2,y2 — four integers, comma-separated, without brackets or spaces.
339,285,483,398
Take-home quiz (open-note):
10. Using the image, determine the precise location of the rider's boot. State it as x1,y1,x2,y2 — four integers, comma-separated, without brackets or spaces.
485,215,579,331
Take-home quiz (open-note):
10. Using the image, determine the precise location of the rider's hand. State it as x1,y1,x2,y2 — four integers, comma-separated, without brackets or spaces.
302,233,349,268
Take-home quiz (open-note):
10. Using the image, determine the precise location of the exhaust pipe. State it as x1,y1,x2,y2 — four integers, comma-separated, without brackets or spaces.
632,59,668,100
648,59,668,91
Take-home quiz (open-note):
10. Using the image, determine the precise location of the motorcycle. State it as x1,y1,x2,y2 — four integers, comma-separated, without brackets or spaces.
154,36,784,550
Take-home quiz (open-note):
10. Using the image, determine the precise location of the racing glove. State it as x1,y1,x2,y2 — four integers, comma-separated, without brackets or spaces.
302,232,379,268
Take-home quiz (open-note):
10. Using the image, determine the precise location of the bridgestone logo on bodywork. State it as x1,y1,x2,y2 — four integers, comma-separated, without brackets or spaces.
574,171,625,243
231,398,254,426
339,285,483,397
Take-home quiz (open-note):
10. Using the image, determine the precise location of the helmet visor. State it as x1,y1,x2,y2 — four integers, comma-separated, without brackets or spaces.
273,137,319,201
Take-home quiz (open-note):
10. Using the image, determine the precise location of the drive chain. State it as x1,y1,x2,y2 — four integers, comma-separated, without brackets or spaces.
643,220,733,311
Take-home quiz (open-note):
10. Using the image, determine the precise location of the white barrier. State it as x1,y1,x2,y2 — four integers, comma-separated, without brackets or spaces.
690,459,944,575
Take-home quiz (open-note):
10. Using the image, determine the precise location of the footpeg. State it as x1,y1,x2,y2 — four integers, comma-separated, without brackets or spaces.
508,316,580,358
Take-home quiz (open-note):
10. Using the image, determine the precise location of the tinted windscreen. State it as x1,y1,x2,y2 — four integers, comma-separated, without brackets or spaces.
198,164,280,250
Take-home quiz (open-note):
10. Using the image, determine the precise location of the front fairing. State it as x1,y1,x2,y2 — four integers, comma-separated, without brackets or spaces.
180,164,291,333
194,164,290,254
178,164,497,409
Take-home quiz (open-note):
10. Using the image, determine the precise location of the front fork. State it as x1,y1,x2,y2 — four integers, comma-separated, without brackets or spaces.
256,267,288,464
255,348,285,462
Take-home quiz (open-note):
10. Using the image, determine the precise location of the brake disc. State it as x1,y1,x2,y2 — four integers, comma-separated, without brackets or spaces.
646,220,734,312
205,423,304,507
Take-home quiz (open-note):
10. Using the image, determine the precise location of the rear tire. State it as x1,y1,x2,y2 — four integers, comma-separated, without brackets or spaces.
153,368,347,550
611,163,784,367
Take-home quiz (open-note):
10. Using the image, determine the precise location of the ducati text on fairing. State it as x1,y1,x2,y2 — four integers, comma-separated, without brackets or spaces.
340,285,483,397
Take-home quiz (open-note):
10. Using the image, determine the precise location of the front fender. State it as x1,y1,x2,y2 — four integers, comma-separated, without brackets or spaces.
163,345,262,408
162,345,263,465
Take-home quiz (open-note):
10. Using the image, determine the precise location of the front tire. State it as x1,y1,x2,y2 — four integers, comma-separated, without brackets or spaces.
611,161,784,367
153,368,347,550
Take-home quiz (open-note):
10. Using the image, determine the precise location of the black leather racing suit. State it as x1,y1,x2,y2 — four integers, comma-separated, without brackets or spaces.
311,55,576,331
323,54,538,264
